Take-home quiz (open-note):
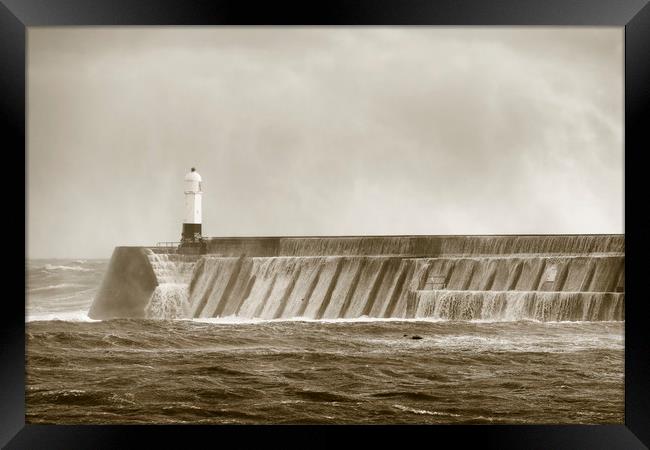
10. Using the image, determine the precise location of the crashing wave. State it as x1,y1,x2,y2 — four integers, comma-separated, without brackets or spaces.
145,284,190,319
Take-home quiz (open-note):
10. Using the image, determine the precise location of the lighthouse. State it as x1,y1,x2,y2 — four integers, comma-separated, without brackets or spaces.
181,167,202,243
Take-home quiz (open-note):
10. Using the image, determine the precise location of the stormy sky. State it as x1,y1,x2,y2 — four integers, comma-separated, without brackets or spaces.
27,27,623,259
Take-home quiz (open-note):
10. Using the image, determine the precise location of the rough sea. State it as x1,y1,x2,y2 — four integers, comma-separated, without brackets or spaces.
26,259,624,424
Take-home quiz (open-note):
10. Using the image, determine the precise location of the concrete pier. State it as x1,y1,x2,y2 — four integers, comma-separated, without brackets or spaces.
89,235,624,320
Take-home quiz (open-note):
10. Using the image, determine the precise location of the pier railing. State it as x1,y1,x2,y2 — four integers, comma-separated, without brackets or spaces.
155,241,181,248
153,241,207,255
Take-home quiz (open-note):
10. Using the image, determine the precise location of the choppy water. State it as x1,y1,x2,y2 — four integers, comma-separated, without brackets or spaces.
26,259,624,424
26,259,107,322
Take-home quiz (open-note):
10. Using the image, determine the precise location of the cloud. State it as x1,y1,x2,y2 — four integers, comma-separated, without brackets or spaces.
27,27,623,258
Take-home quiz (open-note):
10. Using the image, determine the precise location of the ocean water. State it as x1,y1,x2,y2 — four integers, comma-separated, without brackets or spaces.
26,259,624,424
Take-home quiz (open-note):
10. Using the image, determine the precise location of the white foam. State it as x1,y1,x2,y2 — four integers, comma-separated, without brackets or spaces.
145,283,190,319
26,310,100,323
188,315,625,325
393,404,461,417
43,264,93,272
187,315,459,325
187,316,268,325
27,283,84,292
186,315,625,325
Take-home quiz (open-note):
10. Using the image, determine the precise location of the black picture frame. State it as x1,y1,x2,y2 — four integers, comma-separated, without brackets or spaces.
3,0,649,448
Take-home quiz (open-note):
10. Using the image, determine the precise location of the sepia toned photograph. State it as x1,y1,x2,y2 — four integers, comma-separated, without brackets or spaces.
26,26,624,425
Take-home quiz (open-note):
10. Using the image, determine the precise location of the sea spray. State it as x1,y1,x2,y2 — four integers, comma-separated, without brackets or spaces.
144,250,195,319
145,283,190,319
146,250,196,284
411,290,624,322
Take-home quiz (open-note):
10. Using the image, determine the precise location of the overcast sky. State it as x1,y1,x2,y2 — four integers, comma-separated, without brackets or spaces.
27,27,623,259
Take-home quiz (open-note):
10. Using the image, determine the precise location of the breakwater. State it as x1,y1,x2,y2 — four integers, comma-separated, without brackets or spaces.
88,235,624,321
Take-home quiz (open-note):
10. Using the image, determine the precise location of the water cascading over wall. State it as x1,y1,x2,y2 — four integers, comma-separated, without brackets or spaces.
89,247,200,320
89,235,624,321
144,250,197,319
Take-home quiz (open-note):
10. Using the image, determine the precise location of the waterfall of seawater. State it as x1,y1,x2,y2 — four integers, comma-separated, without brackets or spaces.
409,291,624,321
185,253,623,322
145,284,190,319
144,251,196,319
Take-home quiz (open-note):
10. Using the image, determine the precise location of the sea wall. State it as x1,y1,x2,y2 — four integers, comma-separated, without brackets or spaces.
205,235,624,257
89,247,199,319
89,247,158,319
186,254,624,321
89,235,625,321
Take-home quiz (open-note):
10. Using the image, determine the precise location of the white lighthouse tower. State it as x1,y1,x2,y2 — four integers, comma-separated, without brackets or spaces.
181,167,202,243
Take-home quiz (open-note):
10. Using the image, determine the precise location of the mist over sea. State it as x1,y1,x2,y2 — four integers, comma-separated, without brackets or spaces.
26,259,624,424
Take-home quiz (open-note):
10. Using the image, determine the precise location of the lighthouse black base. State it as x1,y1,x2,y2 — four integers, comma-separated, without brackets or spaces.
181,223,202,242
